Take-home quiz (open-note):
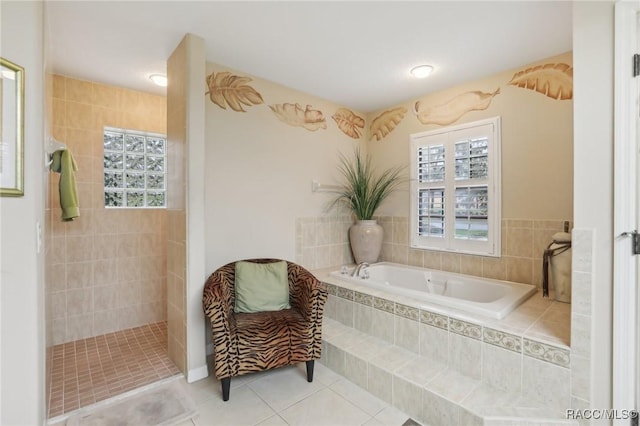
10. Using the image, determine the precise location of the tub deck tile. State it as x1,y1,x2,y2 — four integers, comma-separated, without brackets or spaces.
461,383,522,410
394,357,447,387
426,369,481,403
368,345,418,373
319,309,573,425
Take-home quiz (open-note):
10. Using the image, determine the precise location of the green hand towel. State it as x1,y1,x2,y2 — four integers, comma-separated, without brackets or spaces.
50,149,80,221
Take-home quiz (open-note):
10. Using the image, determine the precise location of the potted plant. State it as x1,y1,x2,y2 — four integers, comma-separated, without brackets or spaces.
332,148,405,264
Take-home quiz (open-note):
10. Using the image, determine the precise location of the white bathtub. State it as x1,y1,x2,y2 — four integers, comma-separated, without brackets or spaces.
329,262,536,319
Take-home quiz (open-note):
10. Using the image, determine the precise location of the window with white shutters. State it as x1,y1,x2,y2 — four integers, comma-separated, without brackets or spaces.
410,117,501,256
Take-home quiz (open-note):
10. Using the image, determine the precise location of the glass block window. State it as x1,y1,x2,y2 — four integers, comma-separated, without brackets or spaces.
410,117,501,257
103,127,167,208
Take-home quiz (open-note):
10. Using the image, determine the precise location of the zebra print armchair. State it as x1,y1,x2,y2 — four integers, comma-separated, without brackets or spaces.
202,258,328,401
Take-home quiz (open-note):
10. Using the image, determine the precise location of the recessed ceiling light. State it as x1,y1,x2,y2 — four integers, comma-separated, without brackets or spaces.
410,65,434,79
149,74,168,87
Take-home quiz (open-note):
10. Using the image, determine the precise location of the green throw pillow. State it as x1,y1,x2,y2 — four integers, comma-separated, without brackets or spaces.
234,261,290,314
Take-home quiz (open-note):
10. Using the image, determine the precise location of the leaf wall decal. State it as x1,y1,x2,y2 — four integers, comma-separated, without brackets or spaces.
508,63,573,100
205,71,264,112
369,107,407,141
414,88,500,126
269,103,327,131
332,108,365,139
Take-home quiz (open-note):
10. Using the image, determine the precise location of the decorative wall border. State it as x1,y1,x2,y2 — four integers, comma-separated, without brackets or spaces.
395,303,420,321
420,310,449,330
449,318,483,340
523,338,570,368
323,279,571,369
483,327,523,353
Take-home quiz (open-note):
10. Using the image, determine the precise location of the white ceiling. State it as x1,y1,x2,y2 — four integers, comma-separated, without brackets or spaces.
45,1,573,113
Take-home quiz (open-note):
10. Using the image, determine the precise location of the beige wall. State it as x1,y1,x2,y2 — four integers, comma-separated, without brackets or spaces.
352,52,574,288
572,1,613,412
204,62,366,271
205,53,573,288
366,51,574,222
1,2,46,423
48,75,167,345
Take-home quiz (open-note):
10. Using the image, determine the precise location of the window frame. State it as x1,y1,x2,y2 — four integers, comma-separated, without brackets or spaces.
409,116,501,257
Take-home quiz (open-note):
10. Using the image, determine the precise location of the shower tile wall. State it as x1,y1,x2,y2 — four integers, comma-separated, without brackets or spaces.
166,39,188,374
48,75,167,344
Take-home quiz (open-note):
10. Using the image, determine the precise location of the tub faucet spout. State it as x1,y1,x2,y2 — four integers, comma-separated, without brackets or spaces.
351,262,370,278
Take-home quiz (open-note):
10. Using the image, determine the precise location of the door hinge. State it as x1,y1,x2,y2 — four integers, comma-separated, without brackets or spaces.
621,230,640,255
634,54,640,77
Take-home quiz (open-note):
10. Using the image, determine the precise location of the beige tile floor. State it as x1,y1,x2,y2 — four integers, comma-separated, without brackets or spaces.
49,359,415,426
176,362,415,426
47,320,415,426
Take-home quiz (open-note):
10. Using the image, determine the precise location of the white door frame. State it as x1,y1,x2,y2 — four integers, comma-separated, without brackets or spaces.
613,0,639,419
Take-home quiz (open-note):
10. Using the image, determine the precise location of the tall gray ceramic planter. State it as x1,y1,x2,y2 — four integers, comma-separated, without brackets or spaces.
349,220,383,264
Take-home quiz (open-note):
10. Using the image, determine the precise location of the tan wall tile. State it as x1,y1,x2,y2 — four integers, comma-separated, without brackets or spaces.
117,257,140,282
66,102,96,130
91,83,120,109
65,129,94,157
423,250,441,270
483,256,507,281
66,289,93,315
66,236,93,262
460,254,483,276
117,234,139,258
441,252,460,273
52,99,67,127
92,210,119,236
533,229,558,260
93,259,118,286
506,219,533,229
52,75,66,99
65,78,93,104
76,183,94,212
95,106,119,129
408,249,424,267
392,218,408,245
66,261,93,289
506,256,533,284
65,209,93,235
506,227,533,258
391,244,409,264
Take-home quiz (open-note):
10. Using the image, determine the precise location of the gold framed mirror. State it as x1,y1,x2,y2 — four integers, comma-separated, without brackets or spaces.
0,57,24,196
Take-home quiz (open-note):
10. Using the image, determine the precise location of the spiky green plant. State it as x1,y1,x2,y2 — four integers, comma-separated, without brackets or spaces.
332,148,405,220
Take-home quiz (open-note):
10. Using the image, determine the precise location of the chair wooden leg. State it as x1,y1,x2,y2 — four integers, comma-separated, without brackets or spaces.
221,377,231,401
306,360,315,382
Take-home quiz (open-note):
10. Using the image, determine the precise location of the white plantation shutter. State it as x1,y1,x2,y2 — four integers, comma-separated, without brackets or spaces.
410,117,501,256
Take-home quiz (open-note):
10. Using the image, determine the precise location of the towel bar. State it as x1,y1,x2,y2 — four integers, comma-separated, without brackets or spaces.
45,137,67,167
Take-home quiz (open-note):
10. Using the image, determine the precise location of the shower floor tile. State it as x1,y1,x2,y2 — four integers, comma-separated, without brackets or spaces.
47,321,180,419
